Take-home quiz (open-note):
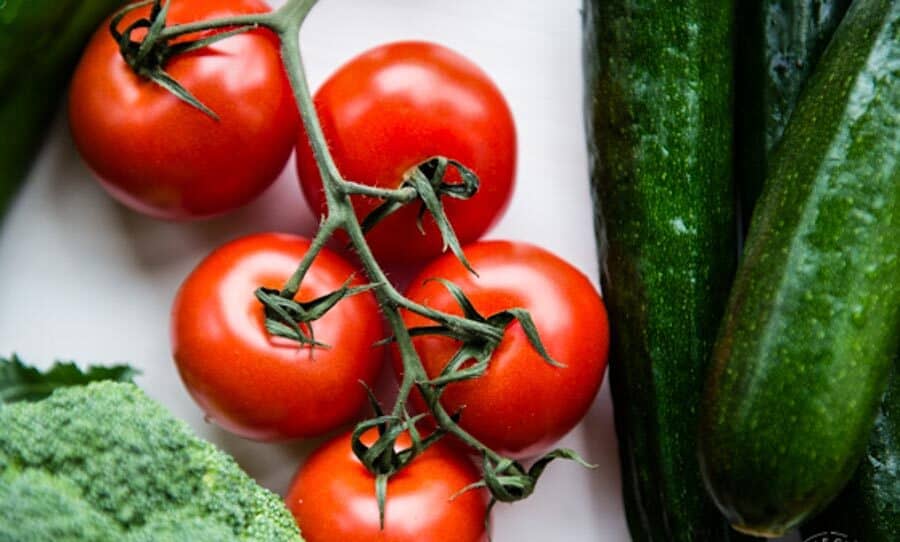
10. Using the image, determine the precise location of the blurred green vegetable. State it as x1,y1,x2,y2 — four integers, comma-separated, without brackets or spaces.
0,0,124,216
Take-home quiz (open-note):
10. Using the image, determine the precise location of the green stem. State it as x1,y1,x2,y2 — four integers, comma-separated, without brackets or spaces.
280,216,340,299
432,399,505,464
397,297,504,342
342,181,418,202
277,18,406,328
157,13,276,38
276,9,344,204
271,0,319,33
384,306,426,418
145,0,319,39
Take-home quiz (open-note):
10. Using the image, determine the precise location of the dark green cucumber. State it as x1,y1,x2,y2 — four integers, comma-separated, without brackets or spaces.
583,1,738,540
735,0,851,230
0,0,124,216
700,0,900,536
739,3,894,538
801,368,899,542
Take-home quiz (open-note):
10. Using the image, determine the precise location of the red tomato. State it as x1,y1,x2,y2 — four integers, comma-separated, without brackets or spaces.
296,41,516,264
69,0,298,220
171,233,383,440
393,240,609,458
285,429,489,542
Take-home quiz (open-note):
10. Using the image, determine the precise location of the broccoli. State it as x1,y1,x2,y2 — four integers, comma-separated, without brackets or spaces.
0,381,303,542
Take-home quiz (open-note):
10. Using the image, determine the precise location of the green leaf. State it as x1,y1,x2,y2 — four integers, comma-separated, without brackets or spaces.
136,0,171,64
147,68,219,121
426,342,494,387
110,0,155,47
408,170,477,275
480,455,532,502
167,24,257,56
489,308,565,368
0,354,138,404
441,159,480,199
375,473,389,529
360,199,406,235
528,448,596,481
425,278,485,322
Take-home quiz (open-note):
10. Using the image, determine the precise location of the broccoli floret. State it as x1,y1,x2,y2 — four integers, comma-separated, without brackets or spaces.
0,382,303,541
0,468,124,541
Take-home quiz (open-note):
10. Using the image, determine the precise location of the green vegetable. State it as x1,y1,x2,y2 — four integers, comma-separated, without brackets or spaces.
734,0,851,229
0,381,304,541
0,354,136,403
0,0,124,216
699,0,900,536
800,368,899,542
582,1,739,540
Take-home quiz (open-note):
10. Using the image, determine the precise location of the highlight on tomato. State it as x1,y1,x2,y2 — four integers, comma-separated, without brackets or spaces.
171,233,384,441
69,0,299,220
296,41,516,264
285,429,489,542
393,240,610,458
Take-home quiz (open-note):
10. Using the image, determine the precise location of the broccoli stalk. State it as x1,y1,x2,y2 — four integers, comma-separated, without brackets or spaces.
0,381,303,541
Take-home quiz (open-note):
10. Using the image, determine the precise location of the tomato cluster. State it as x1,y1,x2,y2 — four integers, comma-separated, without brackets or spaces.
70,3,609,539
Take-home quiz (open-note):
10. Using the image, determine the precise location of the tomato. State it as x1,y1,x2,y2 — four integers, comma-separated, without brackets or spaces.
393,240,609,459
296,41,516,264
68,0,298,220
285,429,489,542
171,233,383,440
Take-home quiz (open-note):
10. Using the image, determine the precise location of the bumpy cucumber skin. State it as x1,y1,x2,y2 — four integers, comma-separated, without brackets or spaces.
735,0,852,230
801,369,899,542
700,0,900,535
583,1,738,540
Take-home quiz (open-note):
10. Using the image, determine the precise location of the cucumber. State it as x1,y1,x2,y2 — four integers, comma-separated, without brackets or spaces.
699,0,900,536
582,1,738,540
735,0,851,230
0,0,125,217
801,368,899,542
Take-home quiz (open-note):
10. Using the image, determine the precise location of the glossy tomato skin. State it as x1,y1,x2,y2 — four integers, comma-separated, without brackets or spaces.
394,241,609,459
69,0,298,220
171,233,383,441
285,429,489,542
296,41,516,264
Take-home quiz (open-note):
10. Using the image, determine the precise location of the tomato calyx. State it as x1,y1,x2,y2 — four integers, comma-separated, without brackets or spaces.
406,278,564,390
350,387,452,528
352,156,481,274
109,0,264,119
458,449,596,515
255,278,377,348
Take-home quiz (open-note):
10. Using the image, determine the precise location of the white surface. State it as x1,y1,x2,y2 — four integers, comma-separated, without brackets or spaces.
0,1,628,540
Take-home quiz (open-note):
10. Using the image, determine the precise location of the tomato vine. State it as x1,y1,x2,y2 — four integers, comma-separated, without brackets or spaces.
112,0,591,524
